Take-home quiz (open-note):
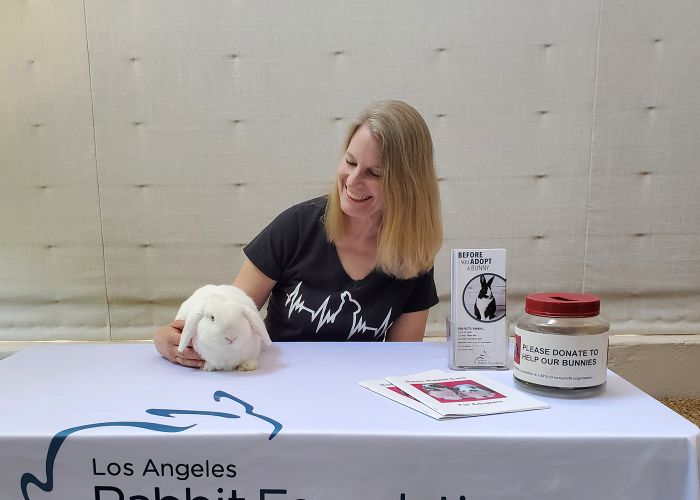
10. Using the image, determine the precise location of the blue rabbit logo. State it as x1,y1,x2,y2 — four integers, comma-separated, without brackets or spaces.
20,390,283,500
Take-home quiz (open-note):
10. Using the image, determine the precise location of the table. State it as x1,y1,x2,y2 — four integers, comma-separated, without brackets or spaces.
0,343,697,500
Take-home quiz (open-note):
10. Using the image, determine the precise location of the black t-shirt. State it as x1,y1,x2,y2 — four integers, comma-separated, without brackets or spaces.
244,197,439,342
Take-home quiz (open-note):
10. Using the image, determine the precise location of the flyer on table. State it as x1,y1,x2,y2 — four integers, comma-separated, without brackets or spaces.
359,379,459,420
386,370,549,417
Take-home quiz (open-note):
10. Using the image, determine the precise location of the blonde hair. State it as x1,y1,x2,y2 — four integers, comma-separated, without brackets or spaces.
324,100,443,279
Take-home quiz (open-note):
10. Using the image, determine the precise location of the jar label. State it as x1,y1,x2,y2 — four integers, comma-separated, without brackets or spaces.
513,327,608,388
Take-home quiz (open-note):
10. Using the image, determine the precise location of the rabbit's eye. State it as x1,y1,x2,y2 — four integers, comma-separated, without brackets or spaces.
210,315,215,322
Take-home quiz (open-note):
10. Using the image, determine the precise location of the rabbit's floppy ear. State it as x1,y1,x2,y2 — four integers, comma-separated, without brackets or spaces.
243,306,272,346
178,309,204,352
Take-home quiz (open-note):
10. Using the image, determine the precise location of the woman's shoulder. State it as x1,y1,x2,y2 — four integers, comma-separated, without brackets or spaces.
262,196,328,238
277,196,328,223
291,196,328,213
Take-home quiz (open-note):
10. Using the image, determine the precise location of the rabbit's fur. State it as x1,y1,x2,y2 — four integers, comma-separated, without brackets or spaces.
474,275,496,320
176,285,272,371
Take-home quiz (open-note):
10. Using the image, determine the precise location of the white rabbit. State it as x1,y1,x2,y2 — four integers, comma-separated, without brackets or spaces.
176,285,272,371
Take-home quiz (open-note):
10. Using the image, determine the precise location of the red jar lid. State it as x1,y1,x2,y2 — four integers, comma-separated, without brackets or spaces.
525,292,601,317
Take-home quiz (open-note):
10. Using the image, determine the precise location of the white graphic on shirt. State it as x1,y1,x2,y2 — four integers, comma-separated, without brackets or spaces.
285,282,393,340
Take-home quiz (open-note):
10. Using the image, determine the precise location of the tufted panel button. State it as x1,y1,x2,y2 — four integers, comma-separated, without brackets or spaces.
231,119,243,124
129,57,139,62
135,184,149,188
638,171,651,176
333,116,343,122
45,244,56,249
436,47,447,53
332,50,343,56
436,113,446,118
37,185,50,190
231,182,245,187
646,105,656,111
633,233,647,237
534,174,547,179
539,110,549,115
227,54,239,59
437,177,446,182
132,121,143,126
32,123,43,128
532,235,545,240
140,244,151,248
543,42,553,48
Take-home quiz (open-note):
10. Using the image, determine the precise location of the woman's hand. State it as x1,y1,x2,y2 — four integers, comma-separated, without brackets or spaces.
153,319,204,369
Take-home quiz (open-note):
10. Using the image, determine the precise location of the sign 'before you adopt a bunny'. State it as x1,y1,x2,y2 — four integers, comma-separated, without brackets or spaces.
176,285,272,371
449,249,508,370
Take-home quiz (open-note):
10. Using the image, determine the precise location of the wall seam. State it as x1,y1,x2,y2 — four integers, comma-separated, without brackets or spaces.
82,0,112,339
582,0,604,293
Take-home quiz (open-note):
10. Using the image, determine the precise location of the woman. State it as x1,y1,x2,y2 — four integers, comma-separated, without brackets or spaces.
155,100,443,367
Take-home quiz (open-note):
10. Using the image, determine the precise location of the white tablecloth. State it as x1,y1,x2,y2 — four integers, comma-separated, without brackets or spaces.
0,343,697,500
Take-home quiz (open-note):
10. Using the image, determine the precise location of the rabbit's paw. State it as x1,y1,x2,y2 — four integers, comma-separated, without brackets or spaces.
237,359,259,371
202,361,217,372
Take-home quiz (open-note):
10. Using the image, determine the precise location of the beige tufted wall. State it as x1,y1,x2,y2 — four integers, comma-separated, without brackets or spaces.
1,1,699,393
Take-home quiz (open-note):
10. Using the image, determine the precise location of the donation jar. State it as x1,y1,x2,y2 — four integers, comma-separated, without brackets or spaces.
513,293,609,397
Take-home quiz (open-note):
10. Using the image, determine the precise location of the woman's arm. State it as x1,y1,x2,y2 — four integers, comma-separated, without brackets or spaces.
232,258,277,310
386,309,429,341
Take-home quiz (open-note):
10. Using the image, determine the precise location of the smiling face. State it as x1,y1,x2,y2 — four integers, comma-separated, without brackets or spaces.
336,124,384,227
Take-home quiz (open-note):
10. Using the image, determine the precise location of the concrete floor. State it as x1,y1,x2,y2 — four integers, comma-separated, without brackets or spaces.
659,398,700,427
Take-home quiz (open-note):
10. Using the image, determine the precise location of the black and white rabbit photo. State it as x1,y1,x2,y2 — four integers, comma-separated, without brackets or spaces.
474,275,497,320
